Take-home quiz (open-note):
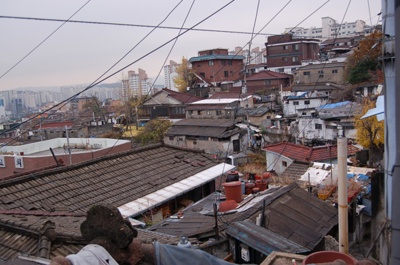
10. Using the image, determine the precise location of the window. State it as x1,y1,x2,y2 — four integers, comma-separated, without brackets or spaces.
169,136,174,141
216,110,222,116
318,70,324,77
302,112,307,115
332,69,338,73
303,71,310,76
315,124,322,129
293,101,299,105
283,45,289,50
200,72,205,78
293,44,299,50
224,71,229,77
282,161,288,167
208,60,214,66
304,100,310,105
264,80,272,85
189,110,193,115
206,110,211,115
282,57,288,62
292,56,299,62
197,110,202,115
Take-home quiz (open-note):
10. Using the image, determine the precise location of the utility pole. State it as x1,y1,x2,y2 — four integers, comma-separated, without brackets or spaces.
337,137,348,254
65,125,72,165
381,0,398,264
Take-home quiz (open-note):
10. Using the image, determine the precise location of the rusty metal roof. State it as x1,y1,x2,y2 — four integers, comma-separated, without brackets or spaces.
226,221,310,255
150,183,338,251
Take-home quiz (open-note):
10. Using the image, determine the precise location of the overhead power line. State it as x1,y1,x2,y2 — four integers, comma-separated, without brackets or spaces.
0,0,237,141
0,1,91,80
0,15,275,36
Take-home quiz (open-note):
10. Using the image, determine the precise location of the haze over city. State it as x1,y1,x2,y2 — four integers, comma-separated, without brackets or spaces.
0,0,381,91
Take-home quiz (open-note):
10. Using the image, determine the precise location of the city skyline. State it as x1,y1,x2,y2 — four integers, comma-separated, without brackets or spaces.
0,0,381,91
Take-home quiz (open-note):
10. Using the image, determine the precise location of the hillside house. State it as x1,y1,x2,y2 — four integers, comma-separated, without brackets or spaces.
283,91,329,117
189,48,245,89
164,119,247,156
139,88,200,123
293,62,346,85
263,141,360,175
244,70,292,94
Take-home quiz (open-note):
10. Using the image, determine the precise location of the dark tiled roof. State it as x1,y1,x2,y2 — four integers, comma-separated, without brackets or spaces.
297,62,345,70
160,88,201,104
0,144,218,262
246,70,292,81
236,107,272,117
0,144,218,214
263,142,360,163
165,119,243,138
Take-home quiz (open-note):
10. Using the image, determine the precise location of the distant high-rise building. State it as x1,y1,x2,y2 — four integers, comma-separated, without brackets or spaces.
164,60,179,91
121,69,152,99
286,17,370,40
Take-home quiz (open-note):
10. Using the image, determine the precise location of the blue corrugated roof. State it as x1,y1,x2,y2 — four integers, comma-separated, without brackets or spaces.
318,101,351,109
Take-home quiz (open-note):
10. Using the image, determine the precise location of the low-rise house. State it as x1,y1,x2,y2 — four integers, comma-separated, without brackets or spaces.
139,88,201,122
150,183,338,264
185,98,241,119
235,106,275,127
0,144,235,263
283,91,329,117
0,137,132,179
263,141,360,175
245,70,292,94
293,62,346,85
164,119,247,157
189,48,245,89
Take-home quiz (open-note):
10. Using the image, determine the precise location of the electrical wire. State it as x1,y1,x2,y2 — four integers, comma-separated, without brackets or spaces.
102,0,195,157
0,1,237,144
0,15,274,37
0,0,91,80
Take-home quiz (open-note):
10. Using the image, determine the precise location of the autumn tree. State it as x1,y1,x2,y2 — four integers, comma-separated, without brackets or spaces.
354,98,384,166
172,57,196,93
83,96,106,121
135,119,172,145
346,30,383,84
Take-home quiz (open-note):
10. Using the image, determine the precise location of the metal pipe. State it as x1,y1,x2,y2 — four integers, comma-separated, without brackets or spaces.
337,137,348,254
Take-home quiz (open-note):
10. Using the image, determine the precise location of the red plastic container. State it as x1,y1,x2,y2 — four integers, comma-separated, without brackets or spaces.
223,181,242,203
302,251,357,265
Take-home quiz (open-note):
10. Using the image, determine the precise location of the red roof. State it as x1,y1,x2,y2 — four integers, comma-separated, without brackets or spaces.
33,121,74,130
161,88,201,104
263,142,360,163
246,70,292,81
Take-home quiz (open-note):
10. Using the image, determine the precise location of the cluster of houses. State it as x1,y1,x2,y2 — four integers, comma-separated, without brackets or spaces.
0,32,383,264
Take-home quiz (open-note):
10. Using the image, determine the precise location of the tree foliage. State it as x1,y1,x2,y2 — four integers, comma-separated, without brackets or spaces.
135,119,172,145
354,98,384,165
346,30,383,84
172,57,196,93
83,96,106,120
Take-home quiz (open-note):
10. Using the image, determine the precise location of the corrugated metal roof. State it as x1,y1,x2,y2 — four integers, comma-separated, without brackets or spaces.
188,98,239,105
226,221,310,255
118,163,235,218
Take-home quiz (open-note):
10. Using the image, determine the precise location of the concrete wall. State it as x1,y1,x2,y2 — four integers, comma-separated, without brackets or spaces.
266,152,293,175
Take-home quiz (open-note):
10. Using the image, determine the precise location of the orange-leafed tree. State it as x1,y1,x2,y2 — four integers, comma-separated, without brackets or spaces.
354,98,384,166
346,30,383,84
172,57,196,93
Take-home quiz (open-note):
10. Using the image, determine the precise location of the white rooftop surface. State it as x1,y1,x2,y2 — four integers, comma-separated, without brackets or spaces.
0,138,130,156
118,163,236,218
189,98,239,104
299,162,375,186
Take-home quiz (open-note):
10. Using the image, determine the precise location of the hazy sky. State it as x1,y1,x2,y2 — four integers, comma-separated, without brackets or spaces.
0,0,381,91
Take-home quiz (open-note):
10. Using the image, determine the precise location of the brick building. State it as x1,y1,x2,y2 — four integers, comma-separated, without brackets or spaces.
265,34,320,68
189,48,245,87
